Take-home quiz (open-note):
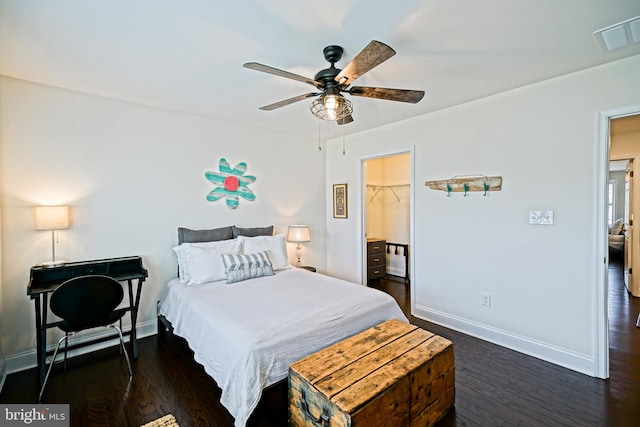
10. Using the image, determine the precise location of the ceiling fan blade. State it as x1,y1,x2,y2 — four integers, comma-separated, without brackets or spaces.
258,93,320,111
334,41,396,87
349,86,425,103
337,114,354,125
243,62,322,89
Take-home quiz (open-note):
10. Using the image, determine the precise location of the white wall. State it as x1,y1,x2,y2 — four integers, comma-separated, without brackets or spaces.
365,158,384,240
326,54,640,376
0,77,327,372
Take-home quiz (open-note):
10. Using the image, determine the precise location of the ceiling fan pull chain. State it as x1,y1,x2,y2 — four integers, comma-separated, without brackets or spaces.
318,118,322,151
342,122,346,155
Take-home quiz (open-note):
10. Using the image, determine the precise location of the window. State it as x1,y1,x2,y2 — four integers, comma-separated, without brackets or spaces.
608,180,616,227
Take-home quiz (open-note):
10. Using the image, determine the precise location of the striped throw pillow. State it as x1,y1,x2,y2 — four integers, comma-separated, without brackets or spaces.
221,251,274,284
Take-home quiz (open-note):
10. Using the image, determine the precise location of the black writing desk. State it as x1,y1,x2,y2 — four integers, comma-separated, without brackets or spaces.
27,256,148,388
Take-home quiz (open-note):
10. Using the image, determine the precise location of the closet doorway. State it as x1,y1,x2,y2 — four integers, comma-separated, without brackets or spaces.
363,152,412,295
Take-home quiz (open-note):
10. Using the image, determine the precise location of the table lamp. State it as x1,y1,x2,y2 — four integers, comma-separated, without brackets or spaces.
35,206,70,268
287,225,310,267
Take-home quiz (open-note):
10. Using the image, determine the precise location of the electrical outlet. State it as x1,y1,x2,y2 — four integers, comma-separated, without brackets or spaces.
481,292,492,307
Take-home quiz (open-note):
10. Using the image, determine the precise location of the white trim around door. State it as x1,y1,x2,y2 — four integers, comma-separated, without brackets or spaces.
595,102,640,379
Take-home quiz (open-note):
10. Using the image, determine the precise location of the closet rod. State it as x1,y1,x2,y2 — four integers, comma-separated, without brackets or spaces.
366,184,410,188
367,184,409,203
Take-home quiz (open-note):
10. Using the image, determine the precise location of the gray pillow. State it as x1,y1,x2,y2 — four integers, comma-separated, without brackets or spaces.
178,226,234,244
232,225,273,238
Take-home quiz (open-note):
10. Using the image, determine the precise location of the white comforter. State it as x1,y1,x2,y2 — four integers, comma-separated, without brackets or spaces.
158,268,408,427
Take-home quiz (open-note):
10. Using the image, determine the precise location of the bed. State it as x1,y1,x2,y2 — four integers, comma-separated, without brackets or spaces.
157,225,408,427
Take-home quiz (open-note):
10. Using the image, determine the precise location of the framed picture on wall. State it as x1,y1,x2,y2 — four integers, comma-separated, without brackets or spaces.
333,183,348,219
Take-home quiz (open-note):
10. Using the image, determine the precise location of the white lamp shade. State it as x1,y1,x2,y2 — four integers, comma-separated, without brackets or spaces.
287,225,310,243
35,206,70,230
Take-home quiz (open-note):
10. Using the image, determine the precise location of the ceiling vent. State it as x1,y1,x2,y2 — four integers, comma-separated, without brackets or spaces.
594,15,640,52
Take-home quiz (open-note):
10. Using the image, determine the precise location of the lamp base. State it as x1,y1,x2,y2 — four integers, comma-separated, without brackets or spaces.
295,245,303,267
41,260,66,268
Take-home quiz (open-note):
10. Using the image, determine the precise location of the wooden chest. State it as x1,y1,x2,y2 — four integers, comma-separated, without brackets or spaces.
289,319,455,427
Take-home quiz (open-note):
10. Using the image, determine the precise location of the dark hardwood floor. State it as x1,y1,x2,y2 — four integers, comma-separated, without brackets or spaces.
2,260,639,426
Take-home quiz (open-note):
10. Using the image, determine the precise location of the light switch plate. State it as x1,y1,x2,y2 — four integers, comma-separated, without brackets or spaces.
529,210,554,225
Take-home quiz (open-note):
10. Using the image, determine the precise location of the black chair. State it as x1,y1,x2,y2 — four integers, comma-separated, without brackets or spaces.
38,275,133,401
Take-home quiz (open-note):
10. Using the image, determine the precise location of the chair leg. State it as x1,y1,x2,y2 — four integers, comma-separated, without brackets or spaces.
63,336,68,370
109,325,132,378
118,318,123,355
38,334,69,402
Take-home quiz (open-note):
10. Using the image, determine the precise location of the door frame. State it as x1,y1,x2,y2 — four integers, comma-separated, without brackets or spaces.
360,147,415,307
595,102,640,379
623,160,633,291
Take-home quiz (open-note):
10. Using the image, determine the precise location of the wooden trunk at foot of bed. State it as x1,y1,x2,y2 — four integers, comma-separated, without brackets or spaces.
288,319,455,427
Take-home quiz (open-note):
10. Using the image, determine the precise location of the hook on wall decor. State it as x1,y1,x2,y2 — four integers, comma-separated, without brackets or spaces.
425,175,503,197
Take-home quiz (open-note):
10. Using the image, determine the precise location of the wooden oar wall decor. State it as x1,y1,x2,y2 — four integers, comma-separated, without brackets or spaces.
425,175,502,197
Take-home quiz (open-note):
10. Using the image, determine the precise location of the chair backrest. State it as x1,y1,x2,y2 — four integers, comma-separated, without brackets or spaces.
50,275,124,332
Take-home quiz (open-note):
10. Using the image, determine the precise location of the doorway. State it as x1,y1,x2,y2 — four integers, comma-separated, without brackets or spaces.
597,105,640,379
362,152,412,291
607,159,631,286
610,116,640,297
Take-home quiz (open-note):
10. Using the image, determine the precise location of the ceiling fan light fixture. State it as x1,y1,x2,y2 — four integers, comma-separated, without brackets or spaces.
310,94,353,121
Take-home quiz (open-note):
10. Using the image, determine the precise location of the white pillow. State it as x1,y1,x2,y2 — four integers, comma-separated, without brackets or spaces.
173,239,238,281
611,219,624,235
174,239,243,285
239,234,291,271
174,238,243,281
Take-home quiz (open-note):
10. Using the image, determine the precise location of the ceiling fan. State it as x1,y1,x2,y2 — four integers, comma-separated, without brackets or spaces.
243,40,425,125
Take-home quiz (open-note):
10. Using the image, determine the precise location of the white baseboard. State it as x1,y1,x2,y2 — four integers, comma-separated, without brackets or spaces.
413,304,596,377
4,319,158,375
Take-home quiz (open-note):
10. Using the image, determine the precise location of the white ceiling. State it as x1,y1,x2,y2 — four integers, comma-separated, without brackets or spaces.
1,0,640,140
